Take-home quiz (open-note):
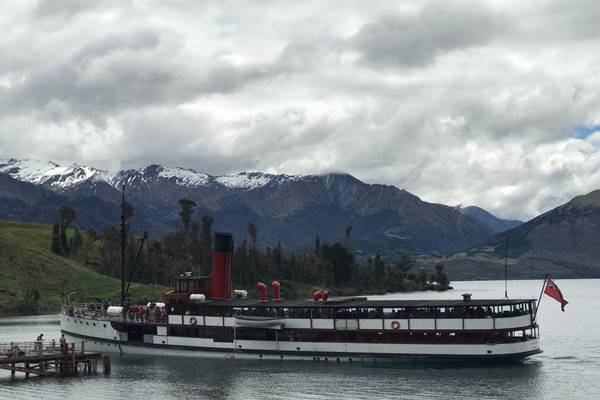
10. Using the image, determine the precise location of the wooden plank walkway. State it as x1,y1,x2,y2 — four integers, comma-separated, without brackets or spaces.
0,341,110,377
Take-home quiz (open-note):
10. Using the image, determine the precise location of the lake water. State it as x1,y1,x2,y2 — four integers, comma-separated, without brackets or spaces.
0,279,598,399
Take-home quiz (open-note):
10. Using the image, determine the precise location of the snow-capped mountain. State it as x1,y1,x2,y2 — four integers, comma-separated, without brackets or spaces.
110,165,300,191
0,158,497,257
0,159,300,193
0,158,108,192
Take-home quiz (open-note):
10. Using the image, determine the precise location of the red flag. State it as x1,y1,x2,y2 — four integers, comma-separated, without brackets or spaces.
544,279,568,311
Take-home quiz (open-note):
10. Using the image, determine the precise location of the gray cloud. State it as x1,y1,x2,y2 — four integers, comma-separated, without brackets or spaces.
1,0,600,221
0,28,277,126
351,1,506,67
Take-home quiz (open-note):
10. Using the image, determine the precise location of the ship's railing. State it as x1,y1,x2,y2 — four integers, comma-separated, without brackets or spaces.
166,313,535,331
204,307,532,320
62,303,167,324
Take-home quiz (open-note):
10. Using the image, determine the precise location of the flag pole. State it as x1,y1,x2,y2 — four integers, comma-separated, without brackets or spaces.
533,274,548,321
504,239,509,299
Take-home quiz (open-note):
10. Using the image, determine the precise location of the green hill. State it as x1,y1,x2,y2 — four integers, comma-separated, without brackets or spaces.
0,220,167,315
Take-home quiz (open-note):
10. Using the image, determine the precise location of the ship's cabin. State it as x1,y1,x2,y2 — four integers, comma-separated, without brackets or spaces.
159,296,539,345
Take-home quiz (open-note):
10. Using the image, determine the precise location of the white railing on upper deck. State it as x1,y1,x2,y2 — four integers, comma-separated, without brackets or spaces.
62,303,167,324
165,313,533,332
67,301,533,332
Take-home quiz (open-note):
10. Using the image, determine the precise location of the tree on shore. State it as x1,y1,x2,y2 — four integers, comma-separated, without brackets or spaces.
345,225,353,247
51,223,61,255
315,235,321,256
200,214,213,275
320,243,354,286
58,198,449,297
178,199,196,233
247,222,258,281
70,228,83,254
58,205,76,255
434,262,449,286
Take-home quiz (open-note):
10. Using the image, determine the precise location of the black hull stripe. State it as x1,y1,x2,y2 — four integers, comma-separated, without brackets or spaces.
61,329,542,360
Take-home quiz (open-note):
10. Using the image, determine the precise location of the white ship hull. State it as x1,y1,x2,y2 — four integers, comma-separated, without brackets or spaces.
60,314,541,361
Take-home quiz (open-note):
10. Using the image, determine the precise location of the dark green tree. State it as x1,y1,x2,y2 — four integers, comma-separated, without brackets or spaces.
435,262,449,287
274,241,283,279
417,270,428,285
345,225,353,247
51,223,62,255
71,228,83,254
315,235,321,256
320,243,354,286
247,222,258,281
86,227,97,242
99,225,120,276
369,252,385,288
200,214,214,274
233,239,249,286
178,199,196,233
190,221,201,275
163,231,187,285
58,205,76,255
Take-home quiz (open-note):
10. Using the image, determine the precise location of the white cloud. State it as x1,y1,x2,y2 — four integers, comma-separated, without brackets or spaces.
1,0,600,221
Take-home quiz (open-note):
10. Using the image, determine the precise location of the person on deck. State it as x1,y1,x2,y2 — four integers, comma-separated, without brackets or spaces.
138,306,145,322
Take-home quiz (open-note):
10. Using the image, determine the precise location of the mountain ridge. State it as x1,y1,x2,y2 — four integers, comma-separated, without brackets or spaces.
0,158,517,258
431,189,600,279
456,205,523,233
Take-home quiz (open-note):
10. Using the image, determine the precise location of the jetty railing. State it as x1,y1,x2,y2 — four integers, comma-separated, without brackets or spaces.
0,340,110,377
0,340,86,358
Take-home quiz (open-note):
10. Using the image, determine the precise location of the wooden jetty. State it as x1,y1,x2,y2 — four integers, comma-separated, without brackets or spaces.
0,340,110,378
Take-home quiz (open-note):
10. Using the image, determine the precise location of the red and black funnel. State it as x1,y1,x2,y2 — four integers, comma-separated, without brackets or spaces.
211,233,234,300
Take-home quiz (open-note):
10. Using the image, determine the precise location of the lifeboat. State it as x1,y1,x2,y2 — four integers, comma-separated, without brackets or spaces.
233,314,285,329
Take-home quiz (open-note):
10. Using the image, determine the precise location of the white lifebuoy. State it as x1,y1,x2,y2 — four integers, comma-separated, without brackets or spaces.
190,317,198,325
391,320,401,330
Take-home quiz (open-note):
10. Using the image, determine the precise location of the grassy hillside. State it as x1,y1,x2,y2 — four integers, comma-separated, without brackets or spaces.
0,220,167,315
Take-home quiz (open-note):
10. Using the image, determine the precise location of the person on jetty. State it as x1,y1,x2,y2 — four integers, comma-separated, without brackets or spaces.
35,333,44,352
7,342,24,358
59,334,67,354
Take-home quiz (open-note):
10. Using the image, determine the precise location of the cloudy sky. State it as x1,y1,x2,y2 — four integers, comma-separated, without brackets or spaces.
1,0,600,220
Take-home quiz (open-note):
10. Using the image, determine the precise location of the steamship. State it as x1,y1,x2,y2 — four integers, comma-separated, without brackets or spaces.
60,233,542,361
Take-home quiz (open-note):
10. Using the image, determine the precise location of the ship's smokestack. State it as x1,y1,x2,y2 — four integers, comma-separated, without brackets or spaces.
210,233,234,300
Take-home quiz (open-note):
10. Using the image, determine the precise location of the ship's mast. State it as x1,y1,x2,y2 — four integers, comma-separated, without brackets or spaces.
504,239,509,299
120,183,126,306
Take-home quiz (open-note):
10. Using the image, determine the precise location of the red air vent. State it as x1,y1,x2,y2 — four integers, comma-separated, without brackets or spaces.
272,281,281,302
313,291,322,302
257,282,267,302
